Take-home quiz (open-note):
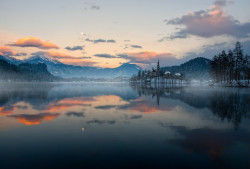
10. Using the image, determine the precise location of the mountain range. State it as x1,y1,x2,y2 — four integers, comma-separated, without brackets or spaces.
161,57,211,80
0,55,142,78
0,55,211,80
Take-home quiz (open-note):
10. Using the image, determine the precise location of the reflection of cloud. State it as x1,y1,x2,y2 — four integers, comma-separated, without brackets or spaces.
130,115,143,119
119,97,173,114
163,0,250,40
86,119,116,125
8,37,59,49
165,125,250,160
94,105,117,110
9,113,59,125
0,106,17,116
66,111,85,117
45,97,94,113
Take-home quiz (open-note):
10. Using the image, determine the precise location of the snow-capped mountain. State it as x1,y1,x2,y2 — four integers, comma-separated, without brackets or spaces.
0,55,142,78
24,55,63,65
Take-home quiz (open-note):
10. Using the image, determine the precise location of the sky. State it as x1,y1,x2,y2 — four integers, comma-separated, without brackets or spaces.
0,0,250,68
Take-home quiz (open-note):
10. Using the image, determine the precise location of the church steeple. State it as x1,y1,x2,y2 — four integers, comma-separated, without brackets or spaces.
157,59,160,76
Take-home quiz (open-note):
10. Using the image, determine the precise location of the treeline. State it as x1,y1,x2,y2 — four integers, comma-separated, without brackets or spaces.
210,42,250,84
0,59,59,82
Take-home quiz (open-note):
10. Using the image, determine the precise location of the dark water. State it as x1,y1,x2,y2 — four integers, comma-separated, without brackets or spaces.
0,82,249,169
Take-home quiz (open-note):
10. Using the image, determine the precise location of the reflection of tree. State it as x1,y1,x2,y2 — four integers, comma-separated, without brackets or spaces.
210,92,250,130
131,84,250,129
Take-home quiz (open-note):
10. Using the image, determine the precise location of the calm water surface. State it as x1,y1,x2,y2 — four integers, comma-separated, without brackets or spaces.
0,83,249,169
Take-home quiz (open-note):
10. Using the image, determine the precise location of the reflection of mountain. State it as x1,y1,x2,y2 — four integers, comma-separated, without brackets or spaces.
132,84,250,129
0,83,138,125
0,83,54,107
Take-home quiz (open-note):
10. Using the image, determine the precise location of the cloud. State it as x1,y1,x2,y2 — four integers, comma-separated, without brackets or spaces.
0,46,16,56
83,3,101,11
8,37,59,49
94,54,117,58
118,51,179,66
64,60,97,67
31,51,87,60
85,38,116,44
15,52,27,56
124,44,143,49
65,46,84,51
130,45,143,49
0,46,27,57
90,5,100,10
163,0,250,40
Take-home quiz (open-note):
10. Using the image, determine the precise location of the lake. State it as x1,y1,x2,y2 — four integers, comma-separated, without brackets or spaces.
0,82,249,169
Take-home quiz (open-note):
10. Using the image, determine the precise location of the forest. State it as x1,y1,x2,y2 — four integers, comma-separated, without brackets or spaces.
210,42,250,85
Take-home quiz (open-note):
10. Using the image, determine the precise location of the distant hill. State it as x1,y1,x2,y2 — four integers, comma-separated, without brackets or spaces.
161,57,211,80
0,59,58,81
0,55,142,78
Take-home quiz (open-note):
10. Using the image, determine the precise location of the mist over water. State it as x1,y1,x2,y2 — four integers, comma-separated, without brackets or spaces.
0,83,249,169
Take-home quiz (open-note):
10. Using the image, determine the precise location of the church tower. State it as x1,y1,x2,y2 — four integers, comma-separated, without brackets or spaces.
157,59,160,77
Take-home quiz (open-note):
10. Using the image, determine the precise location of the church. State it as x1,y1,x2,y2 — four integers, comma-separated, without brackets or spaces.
151,60,161,77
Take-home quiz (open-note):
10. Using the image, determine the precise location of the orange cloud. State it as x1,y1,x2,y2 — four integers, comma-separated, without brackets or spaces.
0,46,16,56
9,37,59,49
63,60,97,67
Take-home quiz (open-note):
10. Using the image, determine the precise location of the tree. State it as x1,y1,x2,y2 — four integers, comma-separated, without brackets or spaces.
227,50,234,82
233,41,244,81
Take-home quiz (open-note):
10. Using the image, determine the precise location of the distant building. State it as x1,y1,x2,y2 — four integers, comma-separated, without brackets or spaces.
164,71,171,75
151,68,157,77
175,73,181,76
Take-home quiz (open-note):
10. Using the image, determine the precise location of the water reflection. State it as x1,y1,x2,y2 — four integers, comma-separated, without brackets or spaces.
131,84,250,129
0,83,249,169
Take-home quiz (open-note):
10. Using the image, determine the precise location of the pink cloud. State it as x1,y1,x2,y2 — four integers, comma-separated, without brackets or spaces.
0,46,16,56
163,0,250,40
118,51,180,66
